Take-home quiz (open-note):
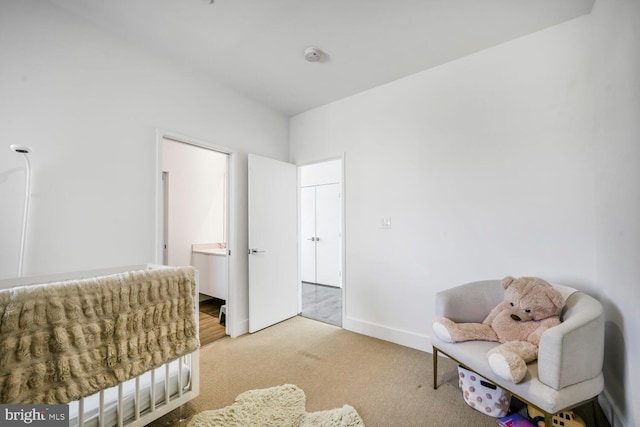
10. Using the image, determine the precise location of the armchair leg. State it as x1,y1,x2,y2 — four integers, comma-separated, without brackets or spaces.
433,347,439,390
544,411,553,427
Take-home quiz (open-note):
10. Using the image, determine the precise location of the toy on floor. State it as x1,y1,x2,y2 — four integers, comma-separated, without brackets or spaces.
497,413,535,427
527,405,586,427
433,276,564,383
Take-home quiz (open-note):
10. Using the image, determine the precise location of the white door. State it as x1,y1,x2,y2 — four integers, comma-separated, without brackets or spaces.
300,186,316,283
315,184,341,286
299,183,341,287
248,154,298,333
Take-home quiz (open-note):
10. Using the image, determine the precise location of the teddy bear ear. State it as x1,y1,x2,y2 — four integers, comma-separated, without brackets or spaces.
546,287,565,311
501,276,515,289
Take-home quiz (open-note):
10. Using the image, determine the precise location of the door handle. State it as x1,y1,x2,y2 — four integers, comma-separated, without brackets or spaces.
248,248,266,254
307,237,316,241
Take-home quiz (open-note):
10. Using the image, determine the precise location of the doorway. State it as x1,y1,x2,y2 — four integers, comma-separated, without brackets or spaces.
299,158,343,327
159,134,230,344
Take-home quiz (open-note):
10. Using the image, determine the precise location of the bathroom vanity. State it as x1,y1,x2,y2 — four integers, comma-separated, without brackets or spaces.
191,243,228,300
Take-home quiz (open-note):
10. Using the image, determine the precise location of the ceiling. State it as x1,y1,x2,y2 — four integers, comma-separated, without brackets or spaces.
48,0,594,117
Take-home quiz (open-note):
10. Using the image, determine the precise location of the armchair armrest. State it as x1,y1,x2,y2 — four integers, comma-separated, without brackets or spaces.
538,291,605,389
435,280,504,323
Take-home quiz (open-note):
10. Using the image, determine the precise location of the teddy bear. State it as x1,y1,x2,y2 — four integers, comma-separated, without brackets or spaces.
432,276,564,383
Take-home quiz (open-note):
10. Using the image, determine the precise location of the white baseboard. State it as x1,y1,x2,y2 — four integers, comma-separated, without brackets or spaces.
600,388,627,427
230,317,249,338
343,316,431,352
234,314,432,351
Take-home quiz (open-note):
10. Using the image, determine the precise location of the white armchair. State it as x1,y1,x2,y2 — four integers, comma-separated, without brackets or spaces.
431,280,605,426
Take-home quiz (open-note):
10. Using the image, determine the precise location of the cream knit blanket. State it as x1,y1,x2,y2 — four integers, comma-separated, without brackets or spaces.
0,267,199,404
188,385,365,427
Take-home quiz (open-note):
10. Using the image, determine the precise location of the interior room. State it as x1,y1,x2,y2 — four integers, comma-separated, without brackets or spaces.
162,137,229,344
1,1,638,426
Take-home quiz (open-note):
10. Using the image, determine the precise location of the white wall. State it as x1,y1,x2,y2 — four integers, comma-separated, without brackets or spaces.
0,1,289,335
590,1,640,426
290,0,639,425
300,159,342,187
293,10,597,346
162,139,227,267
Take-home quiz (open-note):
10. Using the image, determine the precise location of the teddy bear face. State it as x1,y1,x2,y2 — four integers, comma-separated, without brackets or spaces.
502,276,564,322
505,296,535,322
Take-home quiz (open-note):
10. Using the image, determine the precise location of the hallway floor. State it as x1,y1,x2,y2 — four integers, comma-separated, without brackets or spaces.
199,296,227,346
301,282,342,327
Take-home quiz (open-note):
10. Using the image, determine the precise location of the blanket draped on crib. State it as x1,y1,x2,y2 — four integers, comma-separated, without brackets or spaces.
0,267,199,404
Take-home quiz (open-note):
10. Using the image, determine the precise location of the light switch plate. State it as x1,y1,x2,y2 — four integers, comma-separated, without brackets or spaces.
380,217,391,228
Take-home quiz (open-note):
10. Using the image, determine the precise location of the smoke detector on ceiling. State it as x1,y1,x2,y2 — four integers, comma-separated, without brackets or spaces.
304,47,323,62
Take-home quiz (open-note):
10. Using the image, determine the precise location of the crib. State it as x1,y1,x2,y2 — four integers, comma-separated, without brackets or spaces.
0,264,200,427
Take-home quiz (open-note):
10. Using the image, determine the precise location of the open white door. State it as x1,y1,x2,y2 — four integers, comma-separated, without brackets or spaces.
248,154,298,333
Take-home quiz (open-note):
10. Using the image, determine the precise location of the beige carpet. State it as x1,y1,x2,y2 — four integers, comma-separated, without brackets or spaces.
187,384,364,427
146,316,604,427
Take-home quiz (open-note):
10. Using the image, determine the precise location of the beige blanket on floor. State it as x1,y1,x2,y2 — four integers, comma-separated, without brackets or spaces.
0,267,199,404
187,384,365,427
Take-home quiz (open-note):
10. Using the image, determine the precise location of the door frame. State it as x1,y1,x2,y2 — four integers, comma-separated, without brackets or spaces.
297,155,345,323
154,128,239,337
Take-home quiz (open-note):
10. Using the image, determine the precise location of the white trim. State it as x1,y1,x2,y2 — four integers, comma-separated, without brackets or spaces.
600,388,626,427
235,317,249,338
343,316,431,352
154,128,236,337
340,153,346,329
225,152,241,338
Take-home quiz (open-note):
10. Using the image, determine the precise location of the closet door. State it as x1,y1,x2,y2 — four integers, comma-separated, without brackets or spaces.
300,186,316,283
315,183,341,287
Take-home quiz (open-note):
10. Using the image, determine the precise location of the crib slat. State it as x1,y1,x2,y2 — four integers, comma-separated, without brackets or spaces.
165,363,170,404
79,397,85,427
99,390,105,427
178,355,184,397
134,376,140,420
150,368,156,412
118,383,124,427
